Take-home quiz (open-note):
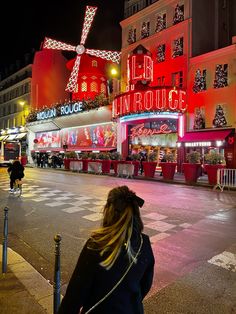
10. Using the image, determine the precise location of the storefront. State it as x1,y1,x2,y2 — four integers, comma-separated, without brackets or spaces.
26,102,117,163
0,127,27,164
113,86,186,162
177,128,236,169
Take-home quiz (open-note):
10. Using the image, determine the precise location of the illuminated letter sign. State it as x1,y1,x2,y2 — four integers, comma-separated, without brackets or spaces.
61,102,83,116
128,54,153,87
112,87,187,118
130,123,172,139
37,108,56,121
144,56,153,81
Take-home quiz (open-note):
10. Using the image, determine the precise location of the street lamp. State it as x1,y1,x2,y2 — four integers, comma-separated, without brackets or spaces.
108,66,120,96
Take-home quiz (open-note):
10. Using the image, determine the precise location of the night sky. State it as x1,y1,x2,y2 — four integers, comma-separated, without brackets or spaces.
0,0,124,74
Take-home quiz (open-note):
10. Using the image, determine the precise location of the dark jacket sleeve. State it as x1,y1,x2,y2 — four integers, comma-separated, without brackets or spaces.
7,164,13,173
140,236,155,299
58,240,97,314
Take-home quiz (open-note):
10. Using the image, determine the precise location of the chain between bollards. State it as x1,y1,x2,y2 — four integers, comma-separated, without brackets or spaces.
2,207,9,274
53,234,62,314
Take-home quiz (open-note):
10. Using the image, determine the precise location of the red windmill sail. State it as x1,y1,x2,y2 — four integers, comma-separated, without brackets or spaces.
43,6,121,92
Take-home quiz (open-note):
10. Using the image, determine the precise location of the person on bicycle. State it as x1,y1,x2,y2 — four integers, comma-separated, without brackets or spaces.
7,160,25,193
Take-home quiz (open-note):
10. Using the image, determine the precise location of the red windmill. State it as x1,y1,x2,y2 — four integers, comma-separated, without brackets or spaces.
43,6,121,93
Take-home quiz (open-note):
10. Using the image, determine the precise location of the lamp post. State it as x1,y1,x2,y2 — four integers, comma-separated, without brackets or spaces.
108,66,120,97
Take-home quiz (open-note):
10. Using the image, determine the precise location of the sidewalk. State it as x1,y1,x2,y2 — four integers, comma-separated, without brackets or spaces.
0,245,54,314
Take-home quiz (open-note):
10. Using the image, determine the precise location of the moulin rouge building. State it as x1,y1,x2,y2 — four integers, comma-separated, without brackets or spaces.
114,0,236,169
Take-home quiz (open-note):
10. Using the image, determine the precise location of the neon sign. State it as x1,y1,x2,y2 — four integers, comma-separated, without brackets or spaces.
37,109,56,120
112,87,187,118
61,102,83,115
36,102,83,121
130,123,172,139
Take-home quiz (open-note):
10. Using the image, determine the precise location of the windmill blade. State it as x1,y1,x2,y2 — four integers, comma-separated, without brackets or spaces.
86,49,121,64
65,55,81,92
80,6,97,45
43,37,76,51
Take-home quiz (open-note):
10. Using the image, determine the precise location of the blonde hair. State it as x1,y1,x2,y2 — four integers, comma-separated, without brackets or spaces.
89,186,143,270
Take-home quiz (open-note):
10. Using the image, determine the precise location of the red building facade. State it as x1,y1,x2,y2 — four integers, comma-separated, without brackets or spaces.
116,0,236,168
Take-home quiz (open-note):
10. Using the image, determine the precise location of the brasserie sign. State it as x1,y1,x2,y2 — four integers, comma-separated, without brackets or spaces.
36,102,83,121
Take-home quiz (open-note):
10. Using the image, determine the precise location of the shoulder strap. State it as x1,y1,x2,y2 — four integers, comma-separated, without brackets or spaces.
84,234,143,314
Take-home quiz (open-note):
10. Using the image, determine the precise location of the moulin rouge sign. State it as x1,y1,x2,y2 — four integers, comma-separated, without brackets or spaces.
112,52,187,118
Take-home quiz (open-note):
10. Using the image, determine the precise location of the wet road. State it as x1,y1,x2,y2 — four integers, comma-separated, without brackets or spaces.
0,167,236,313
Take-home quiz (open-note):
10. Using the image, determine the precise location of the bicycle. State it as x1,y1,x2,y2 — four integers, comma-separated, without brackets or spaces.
13,179,23,196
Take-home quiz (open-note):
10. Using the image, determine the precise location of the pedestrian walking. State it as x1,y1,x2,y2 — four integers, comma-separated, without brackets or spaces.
7,160,25,193
58,185,155,314
140,154,146,175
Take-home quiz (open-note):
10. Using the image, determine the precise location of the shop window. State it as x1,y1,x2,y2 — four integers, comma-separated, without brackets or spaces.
155,13,166,32
193,69,207,93
172,71,183,88
156,44,166,63
127,27,136,44
91,81,98,92
92,60,98,67
141,21,150,39
81,81,87,92
100,82,106,94
157,76,165,86
172,37,183,58
173,4,184,25
213,64,228,89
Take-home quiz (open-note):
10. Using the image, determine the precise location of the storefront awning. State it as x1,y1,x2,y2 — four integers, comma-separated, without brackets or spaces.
15,132,27,139
5,134,18,141
178,129,233,142
26,120,60,133
0,135,8,141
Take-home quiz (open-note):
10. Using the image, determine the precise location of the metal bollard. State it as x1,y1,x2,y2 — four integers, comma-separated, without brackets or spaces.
53,234,62,314
2,207,9,274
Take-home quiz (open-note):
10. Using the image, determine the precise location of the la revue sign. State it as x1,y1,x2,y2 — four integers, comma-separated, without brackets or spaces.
112,87,187,119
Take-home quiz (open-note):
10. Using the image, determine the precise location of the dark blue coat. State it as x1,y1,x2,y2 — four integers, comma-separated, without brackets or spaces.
58,233,155,314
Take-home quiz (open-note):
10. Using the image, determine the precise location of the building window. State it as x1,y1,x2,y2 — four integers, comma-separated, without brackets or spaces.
100,83,106,94
141,21,150,39
155,13,166,32
193,107,205,129
81,81,87,92
8,104,11,115
173,4,184,25
212,104,227,127
156,44,166,63
213,64,228,88
127,27,136,44
172,37,183,58
193,69,207,93
90,81,98,92
172,71,183,88
157,76,165,86
92,60,98,67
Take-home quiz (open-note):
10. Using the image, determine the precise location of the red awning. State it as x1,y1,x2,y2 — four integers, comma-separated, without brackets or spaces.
178,129,233,142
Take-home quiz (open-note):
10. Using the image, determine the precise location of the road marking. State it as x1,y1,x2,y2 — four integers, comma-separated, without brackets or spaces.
208,251,236,272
